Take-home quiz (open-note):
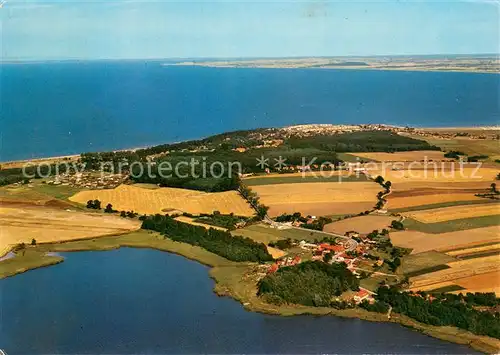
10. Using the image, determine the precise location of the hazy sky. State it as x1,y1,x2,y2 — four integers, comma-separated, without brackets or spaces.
2,0,499,60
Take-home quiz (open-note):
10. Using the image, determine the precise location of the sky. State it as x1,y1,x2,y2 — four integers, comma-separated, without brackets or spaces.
1,0,499,60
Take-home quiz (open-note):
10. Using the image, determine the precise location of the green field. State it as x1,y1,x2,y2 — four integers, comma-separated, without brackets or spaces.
403,215,500,234
31,182,84,200
400,251,456,275
405,264,451,278
243,174,368,186
232,223,338,243
390,199,499,213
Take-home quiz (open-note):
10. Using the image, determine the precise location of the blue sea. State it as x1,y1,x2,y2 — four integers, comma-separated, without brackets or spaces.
1,61,499,161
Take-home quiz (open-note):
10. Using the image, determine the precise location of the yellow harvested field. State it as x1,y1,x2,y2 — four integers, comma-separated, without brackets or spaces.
404,204,500,223
324,215,393,235
267,246,286,259
366,165,499,184
409,255,499,290
390,226,500,254
446,243,500,257
453,271,500,295
388,193,484,210
69,184,255,216
391,181,493,191
445,254,500,269
354,151,446,162
253,182,380,217
0,206,140,257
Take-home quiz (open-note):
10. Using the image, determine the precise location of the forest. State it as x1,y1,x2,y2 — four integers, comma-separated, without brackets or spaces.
140,214,273,262
362,286,500,339
258,261,360,307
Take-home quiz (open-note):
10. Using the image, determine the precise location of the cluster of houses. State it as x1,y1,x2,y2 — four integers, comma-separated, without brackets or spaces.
267,255,302,274
263,237,381,304
46,172,127,189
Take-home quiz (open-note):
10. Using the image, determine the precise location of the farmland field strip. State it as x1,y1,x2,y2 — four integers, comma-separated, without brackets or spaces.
405,204,500,223
446,243,500,256
389,199,499,213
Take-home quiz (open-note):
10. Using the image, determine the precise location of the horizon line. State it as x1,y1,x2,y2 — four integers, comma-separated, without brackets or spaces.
2,53,500,63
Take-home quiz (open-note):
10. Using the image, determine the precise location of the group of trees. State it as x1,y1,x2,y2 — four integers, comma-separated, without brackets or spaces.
302,216,333,231
239,183,269,220
274,212,332,231
86,199,101,209
390,220,405,230
444,150,465,159
258,261,360,307
141,214,273,262
275,212,307,223
363,286,500,339
193,211,247,230
268,238,293,250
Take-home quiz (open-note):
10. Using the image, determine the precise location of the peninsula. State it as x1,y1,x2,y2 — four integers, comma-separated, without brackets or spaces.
1,124,499,353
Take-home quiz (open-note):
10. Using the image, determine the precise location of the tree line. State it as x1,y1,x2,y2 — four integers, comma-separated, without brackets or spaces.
141,214,273,262
361,286,500,339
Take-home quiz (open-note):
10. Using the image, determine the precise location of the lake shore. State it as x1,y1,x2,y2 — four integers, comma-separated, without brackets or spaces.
1,230,498,354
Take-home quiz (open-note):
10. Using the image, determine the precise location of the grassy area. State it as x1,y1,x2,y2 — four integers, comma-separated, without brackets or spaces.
0,249,64,279
405,264,450,278
31,182,84,200
399,250,457,274
400,251,457,275
243,174,368,186
390,199,499,213
429,285,466,293
403,215,500,234
233,223,338,243
359,274,394,292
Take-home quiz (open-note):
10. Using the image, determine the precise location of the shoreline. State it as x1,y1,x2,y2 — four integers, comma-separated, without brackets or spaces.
1,124,498,165
171,64,500,75
1,231,498,354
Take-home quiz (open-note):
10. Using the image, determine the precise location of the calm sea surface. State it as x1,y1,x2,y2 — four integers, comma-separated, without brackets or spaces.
2,62,499,161
0,248,479,354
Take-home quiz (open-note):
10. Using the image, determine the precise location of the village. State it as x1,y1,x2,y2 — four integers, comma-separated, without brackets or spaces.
250,224,402,306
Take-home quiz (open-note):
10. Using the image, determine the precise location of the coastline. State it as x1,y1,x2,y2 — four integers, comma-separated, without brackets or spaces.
1,124,498,165
169,63,500,75
1,230,498,354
